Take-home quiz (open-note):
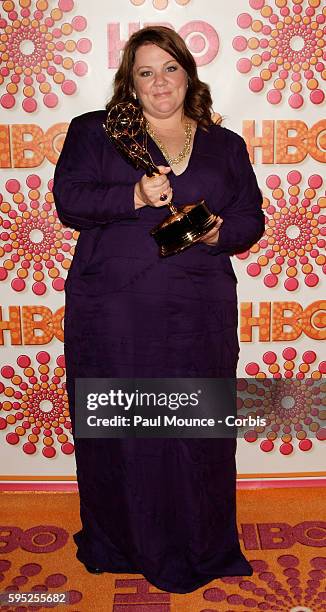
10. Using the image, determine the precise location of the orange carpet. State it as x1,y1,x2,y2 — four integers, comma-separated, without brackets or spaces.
0,488,325,611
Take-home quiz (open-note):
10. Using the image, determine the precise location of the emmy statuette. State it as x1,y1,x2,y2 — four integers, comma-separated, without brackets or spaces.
103,100,217,257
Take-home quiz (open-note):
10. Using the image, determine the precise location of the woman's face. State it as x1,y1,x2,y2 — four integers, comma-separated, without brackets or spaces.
132,43,188,121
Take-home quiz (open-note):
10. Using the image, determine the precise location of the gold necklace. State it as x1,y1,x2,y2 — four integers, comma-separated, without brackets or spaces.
145,120,192,165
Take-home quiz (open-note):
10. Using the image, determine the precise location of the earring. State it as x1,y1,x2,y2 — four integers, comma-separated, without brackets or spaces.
132,91,137,100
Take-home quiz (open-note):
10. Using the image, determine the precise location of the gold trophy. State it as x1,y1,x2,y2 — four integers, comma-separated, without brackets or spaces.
103,100,217,257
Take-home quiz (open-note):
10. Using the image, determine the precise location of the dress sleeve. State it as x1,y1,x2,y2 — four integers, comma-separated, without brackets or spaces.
204,131,265,256
53,116,140,230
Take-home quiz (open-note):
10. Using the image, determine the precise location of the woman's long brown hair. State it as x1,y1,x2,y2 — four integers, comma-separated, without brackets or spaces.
105,26,220,130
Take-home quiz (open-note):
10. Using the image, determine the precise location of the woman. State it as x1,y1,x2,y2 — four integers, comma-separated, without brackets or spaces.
53,26,265,594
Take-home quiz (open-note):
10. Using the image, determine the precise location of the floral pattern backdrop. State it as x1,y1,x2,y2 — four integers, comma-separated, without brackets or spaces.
0,0,324,480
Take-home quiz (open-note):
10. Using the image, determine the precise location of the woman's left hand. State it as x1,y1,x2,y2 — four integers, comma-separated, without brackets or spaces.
197,216,223,245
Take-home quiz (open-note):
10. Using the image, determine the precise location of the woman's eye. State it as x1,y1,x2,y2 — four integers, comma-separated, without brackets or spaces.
138,66,177,77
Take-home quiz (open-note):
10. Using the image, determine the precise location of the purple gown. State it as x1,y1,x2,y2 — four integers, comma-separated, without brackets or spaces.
53,110,265,593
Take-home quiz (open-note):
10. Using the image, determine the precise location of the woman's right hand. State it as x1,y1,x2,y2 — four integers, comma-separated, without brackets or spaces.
134,165,172,209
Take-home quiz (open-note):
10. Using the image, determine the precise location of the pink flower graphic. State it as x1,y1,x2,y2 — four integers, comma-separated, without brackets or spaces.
233,0,325,109
0,352,74,459
130,0,190,9
240,348,326,454
237,171,326,291
0,175,78,295
0,0,91,112
203,555,326,610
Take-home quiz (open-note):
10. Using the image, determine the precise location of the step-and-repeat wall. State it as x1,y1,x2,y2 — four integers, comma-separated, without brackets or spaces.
0,0,325,484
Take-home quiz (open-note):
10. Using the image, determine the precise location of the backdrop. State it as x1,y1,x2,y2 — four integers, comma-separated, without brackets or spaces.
0,0,325,487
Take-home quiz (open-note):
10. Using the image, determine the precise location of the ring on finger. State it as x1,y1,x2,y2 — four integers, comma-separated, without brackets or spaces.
160,193,168,201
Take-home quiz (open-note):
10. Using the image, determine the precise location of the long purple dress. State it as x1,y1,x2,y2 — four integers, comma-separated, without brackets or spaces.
53,109,265,594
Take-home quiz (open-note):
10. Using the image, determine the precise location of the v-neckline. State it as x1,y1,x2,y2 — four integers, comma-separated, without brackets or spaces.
146,123,200,178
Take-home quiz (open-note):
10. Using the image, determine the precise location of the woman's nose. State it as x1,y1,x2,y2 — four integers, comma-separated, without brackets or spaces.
153,72,167,86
